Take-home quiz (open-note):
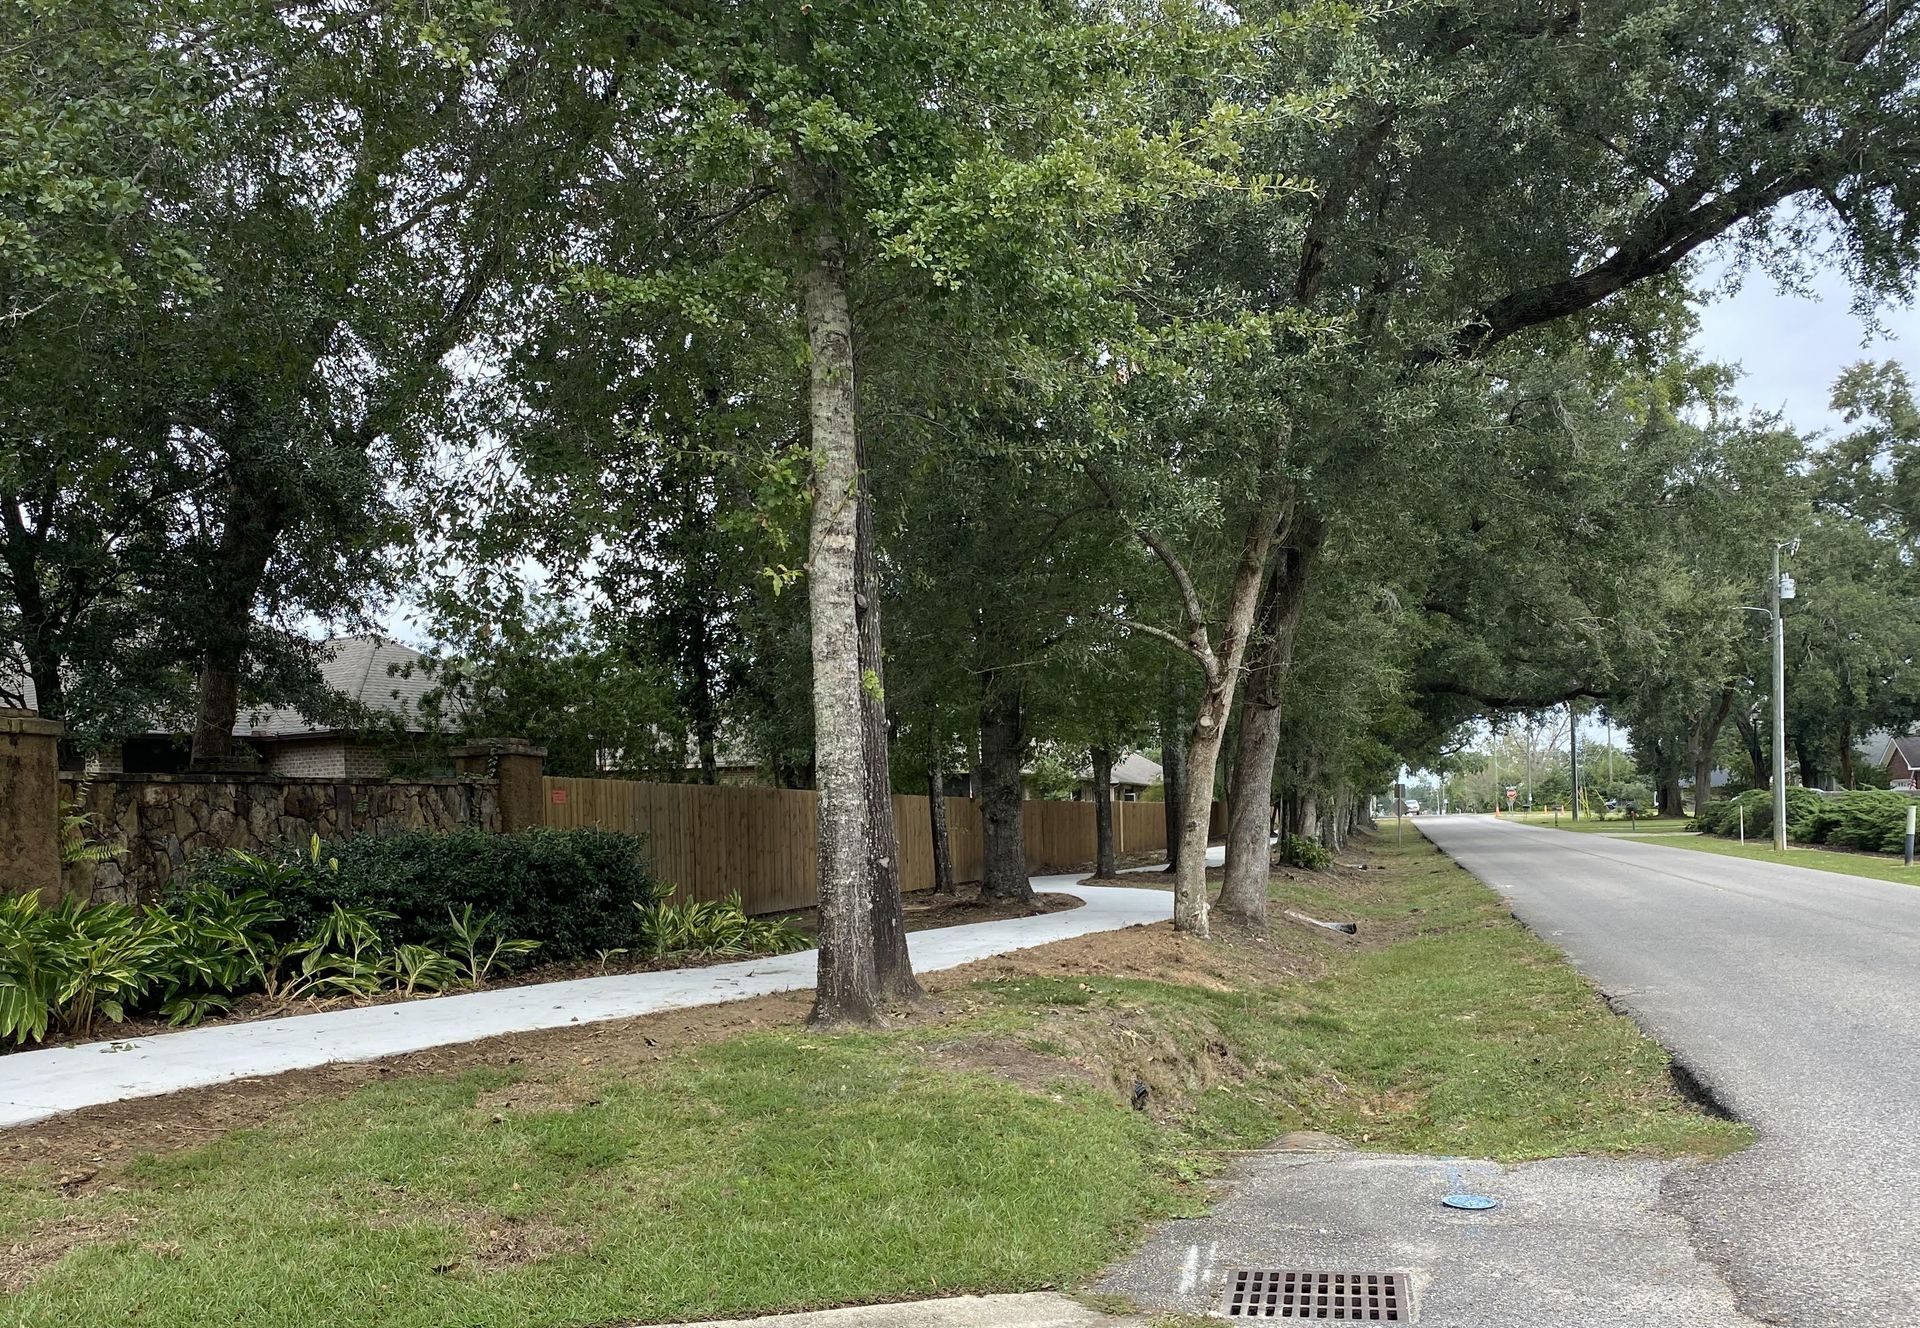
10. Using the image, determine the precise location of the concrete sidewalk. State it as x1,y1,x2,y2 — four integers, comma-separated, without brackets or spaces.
0,855,1207,1130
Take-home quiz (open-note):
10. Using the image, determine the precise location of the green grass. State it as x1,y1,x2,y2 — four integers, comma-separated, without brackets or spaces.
1570,825,1920,888
1502,810,1695,834
0,837,1746,1327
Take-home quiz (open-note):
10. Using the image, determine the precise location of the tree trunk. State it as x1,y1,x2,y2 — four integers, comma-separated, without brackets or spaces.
1159,662,1187,876
25,658,63,727
1299,793,1321,841
976,679,1031,903
1219,523,1319,926
1647,735,1680,815
24,657,77,771
1734,708,1768,789
1091,745,1116,879
855,433,920,1004
187,487,285,769
1687,686,1734,817
927,764,954,894
1157,480,1292,937
1795,737,1822,792
1839,719,1856,790
792,173,881,1027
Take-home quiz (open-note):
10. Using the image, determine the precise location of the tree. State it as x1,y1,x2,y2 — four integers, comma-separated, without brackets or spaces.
0,0,221,745
164,6,601,768
540,0,1225,1021
1180,0,1920,920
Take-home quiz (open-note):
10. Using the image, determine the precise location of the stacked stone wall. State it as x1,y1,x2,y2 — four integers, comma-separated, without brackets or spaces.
60,774,499,902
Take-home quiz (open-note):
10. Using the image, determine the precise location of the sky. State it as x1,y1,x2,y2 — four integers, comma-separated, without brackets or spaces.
1690,259,1920,437
1524,257,1920,760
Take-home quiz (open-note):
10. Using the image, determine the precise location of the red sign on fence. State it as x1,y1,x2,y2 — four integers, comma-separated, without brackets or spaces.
550,787,569,805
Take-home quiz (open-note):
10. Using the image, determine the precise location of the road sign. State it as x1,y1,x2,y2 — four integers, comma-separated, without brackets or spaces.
1505,786,1518,806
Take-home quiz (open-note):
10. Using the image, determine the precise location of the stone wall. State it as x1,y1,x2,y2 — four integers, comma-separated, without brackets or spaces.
61,774,500,902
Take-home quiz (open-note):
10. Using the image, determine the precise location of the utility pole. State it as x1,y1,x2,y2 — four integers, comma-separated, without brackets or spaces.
1743,543,1795,852
1525,717,1534,812
1569,700,1580,820
1771,543,1789,853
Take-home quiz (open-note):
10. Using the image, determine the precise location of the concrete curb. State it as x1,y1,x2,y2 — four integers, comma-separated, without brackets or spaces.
645,1293,1140,1328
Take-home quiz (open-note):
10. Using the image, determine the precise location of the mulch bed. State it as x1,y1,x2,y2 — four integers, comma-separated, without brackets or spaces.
1,888,1084,1056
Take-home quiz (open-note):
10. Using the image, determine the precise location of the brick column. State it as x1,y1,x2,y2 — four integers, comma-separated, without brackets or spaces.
451,738,548,833
1,708,66,900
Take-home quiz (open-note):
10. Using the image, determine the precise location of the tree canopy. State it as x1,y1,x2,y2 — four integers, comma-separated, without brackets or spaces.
13,0,1920,1014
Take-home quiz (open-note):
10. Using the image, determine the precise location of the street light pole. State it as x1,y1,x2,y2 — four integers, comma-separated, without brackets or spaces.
1771,543,1788,853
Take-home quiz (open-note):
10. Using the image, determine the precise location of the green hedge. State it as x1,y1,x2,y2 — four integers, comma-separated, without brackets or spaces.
183,828,663,962
1694,787,1919,854
1815,790,1917,853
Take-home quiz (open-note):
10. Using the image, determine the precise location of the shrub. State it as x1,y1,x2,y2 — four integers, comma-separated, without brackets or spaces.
1693,790,1764,837
1696,787,1833,845
188,827,662,963
1818,790,1919,853
444,904,541,986
633,893,811,959
1279,834,1333,870
0,894,158,1043
0,889,279,1045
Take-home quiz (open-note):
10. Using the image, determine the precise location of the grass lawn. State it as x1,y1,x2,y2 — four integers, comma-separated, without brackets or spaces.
0,837,1747,1328
1567,825,1920,888
1501,810,1695,835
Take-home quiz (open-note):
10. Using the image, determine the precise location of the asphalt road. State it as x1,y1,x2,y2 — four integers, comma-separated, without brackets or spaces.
1419,815,1920,1327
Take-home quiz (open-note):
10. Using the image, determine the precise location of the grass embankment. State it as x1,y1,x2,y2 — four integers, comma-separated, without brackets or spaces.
1581,827,1920,888
1501,810,1694,834
0,837,1747,1328
1497,806,1920,887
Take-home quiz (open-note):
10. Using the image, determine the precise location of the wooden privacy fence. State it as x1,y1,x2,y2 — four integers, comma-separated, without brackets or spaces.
542,776,1176,914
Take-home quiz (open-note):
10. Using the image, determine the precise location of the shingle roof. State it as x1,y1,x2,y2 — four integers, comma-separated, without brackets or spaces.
1074,751,1163,787
4,636,443,738
1883,735,1920,768
237,637,439,738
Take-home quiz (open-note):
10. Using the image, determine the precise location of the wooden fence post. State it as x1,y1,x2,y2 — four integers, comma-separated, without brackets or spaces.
1,708,65,900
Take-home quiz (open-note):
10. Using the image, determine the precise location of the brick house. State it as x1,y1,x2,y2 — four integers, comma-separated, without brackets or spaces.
234,637,441,778
18,636,445,777
1879,735,1920,790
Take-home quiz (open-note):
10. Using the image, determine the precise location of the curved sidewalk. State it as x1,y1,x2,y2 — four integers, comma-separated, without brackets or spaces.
0,860,1198,1130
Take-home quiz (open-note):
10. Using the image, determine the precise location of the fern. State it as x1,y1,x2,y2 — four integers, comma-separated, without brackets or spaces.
57,785,124,866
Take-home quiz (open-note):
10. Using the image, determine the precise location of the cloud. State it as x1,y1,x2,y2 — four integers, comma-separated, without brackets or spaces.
1692,260,1920,436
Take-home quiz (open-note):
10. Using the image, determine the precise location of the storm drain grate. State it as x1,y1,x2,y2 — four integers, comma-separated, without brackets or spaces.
1221,1269,1409,1321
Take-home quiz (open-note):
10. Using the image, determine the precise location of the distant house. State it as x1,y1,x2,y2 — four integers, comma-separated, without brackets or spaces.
19,636,446,778
229,637,442,778
1072,752,1163,802
1879,735,1920,790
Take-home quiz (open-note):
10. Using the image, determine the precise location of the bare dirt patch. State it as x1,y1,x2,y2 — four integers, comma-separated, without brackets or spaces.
928,1036,1102,1095
1,1211,137,1292
931,917,1320,992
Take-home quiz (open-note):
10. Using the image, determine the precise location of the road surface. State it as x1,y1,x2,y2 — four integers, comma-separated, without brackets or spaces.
1419,815,1920,1327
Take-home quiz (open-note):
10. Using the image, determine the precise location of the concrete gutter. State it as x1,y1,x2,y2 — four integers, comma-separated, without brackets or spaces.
648,1293,1141,1328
